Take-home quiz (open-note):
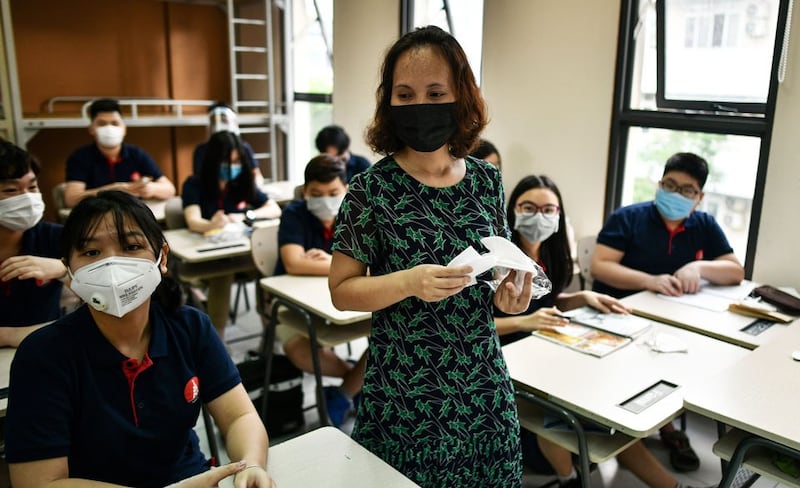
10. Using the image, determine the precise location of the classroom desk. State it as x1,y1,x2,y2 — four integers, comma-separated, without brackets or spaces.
260,180,297,207
259,275,370,426
683,324,800,487
621,283,793,349
59,198,167,223
0,347,15,416
266,426,419,487
504,322,749,486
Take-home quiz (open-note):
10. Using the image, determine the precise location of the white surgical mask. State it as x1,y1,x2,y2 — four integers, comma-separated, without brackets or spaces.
68,253,162,318
95,125,125,148
514,212,560,244
306,195,344,221
0,192,45,232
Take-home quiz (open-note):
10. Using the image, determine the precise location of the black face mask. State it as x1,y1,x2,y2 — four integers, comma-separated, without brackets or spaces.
390,103,457,153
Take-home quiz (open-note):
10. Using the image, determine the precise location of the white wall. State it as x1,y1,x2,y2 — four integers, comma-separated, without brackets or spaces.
332,0,799,289
332,0,397,162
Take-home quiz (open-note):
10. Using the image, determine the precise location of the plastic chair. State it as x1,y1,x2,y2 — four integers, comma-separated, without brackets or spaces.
163,196,186,230
52,182,69,223
576,235,596,290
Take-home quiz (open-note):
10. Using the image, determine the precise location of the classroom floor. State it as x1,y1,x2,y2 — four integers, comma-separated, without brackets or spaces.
198,282,790,488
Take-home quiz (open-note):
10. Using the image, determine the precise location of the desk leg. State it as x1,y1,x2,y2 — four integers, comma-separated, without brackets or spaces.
717,421,729,475
259,299,280,422
516,390,592,488
261,298,329,427
717,435,800,488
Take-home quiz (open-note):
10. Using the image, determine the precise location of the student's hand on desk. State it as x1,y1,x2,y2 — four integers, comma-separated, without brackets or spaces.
209,210,231,229
233,464,274,488
0,255,66,283
168,461,275,487
134,181,156,199
405,264,472,302
494,270,533,314
673,262,702,294
518,307,569,331
582,291,631,314
647,274,683,296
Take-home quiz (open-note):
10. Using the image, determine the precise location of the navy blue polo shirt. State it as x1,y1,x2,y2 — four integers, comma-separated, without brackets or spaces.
1,221,63,326
181,175,269,219
66,143,164,189
592,201,734,298
346,153,371,183
274,199,331,276
5,303,240,487
192,141,259,175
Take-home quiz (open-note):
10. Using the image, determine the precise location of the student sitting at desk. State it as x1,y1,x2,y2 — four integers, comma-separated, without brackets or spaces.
496,175,701,488
315,125,371,183
5,191,273,488
63,98,176,208
183,130,281,338
275,154,367,428
0,141,68,346
193,102,264,184
591,151,744,472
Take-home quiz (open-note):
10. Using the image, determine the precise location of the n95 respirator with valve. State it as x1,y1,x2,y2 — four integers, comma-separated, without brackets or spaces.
68,254,163,318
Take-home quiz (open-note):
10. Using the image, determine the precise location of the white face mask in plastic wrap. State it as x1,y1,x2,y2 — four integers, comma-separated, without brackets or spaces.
68,253,162,318
0,192,45,232
95,125,125,148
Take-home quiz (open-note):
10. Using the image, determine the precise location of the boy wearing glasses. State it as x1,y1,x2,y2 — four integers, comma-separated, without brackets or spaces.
591,152,743,299
590,152,744,473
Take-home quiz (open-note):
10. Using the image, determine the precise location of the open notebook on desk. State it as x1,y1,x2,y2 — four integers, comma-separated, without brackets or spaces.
655,281,756,312
562,306,654,338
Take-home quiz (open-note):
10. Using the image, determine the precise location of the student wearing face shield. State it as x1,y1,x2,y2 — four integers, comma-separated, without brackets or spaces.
63,98,176,208
274,154,366,428
182,131,281,338
193,102,264,185
5,191,274,488
0,141,69,346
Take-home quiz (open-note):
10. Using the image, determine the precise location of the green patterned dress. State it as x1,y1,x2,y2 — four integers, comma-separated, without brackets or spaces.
332,156,522,487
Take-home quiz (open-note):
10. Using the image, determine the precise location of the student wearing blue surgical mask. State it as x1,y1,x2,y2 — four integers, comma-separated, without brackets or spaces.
591,152,743,474
591,152,744,299
5,191,274,488
182,130,281,337
495,175,696,488
274,154,366,428
0,141,69,346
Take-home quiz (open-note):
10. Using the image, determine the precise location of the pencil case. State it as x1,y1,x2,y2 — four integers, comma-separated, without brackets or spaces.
751,285,800,315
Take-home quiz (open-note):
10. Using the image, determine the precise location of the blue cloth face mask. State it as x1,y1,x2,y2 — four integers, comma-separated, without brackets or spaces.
654,187,696,221
219,163,243,182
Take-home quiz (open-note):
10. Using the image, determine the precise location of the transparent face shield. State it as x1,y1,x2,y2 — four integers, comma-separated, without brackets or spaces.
209,106,240,135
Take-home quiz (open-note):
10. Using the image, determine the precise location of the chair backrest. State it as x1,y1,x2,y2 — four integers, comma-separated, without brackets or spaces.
251,223,280,278
576,235,597,290
164,196,186,230
52,182,68,223
293,184,303,201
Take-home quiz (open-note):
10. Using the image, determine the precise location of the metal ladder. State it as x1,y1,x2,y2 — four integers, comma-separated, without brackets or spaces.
226,0,279,181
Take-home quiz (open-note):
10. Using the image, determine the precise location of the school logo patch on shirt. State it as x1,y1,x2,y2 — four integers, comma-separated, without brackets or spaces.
184,376,200,403
695,249,704,260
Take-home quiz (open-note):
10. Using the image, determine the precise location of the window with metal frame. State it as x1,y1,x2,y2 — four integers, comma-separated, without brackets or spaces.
606,0,792,274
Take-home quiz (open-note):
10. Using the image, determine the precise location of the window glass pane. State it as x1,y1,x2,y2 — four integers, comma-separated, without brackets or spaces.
664,0,778,105
291,100,332,178
630,2,658,110
293,0,333,94
411,0,484,84
621,127,759,263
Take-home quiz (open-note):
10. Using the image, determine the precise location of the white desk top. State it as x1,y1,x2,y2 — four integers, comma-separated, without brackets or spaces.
260,180,297,206
0,347,16,416
504,322,749,437
622,283,791,349
165,220,277,264
267,427,419,487
260,275,370,325
683,323,800,452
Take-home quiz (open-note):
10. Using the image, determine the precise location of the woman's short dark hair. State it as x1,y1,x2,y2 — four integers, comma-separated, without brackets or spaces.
62,191,182,312
304,154,347,185
507,175,573,294
366,25,487,158
0,141,40,180
200,131,256,203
